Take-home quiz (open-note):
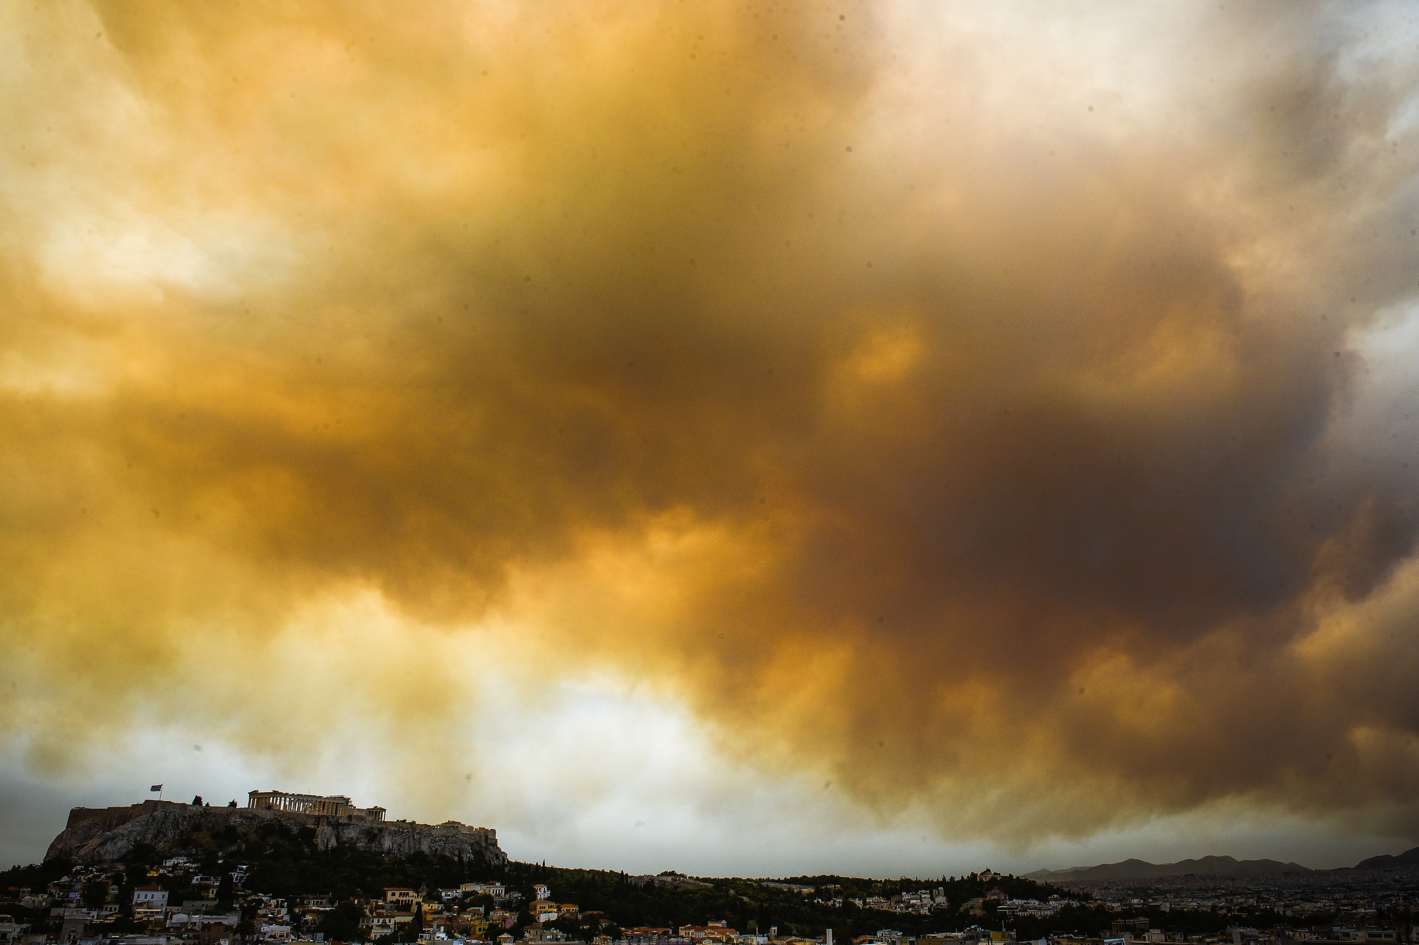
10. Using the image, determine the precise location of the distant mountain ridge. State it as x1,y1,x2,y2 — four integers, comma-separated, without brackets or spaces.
1355,846,1419,871
1029,846,1419,881
1027,855,1310,881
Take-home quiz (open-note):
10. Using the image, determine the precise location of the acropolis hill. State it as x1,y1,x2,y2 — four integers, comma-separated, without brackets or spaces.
44,790,506,866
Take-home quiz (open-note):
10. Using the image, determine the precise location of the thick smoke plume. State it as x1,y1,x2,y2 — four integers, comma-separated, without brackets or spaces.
2,0,1419,844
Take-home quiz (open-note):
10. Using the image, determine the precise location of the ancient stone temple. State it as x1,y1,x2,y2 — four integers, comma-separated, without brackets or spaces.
246,790,386,821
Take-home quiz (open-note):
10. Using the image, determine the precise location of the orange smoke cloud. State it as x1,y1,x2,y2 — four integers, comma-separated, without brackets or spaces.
2,0,1419,846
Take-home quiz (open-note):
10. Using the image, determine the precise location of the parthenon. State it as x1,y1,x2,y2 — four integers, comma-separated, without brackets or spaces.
247,790,386,821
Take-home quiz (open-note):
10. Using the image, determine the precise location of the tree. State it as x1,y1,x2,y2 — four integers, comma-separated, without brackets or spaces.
216,873,235,907
464,893,497,913
551,917,583,939
401,902,424,942
317,902,368,943
511,905,532,940
107,915,143,935
81,882,109,910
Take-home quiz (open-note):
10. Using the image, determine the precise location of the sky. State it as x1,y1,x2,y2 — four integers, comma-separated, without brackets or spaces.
2,0,1419,877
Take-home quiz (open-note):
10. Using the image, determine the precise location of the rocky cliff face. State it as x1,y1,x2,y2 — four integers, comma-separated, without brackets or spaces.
45,801,506,866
